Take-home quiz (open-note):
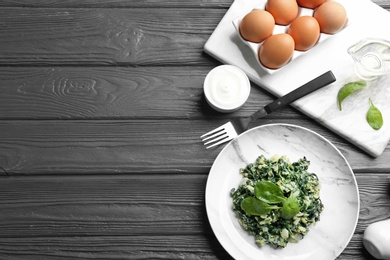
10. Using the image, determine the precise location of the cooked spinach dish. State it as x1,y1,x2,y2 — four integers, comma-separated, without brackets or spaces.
231,155,324,248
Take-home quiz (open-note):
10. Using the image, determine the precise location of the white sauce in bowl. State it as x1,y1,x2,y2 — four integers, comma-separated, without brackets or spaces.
204,65,250,112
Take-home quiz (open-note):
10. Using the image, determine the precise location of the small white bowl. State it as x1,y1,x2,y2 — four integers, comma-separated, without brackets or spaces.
203,65,250,113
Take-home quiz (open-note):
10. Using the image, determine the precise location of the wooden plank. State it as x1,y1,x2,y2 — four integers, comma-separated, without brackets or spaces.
0,0,386,9
0,235,375,260
370,0,390,9
0,119,222,175
0,8,224,66
0,0,233,8
0,236,233,260
341,234,378,260
0,4,388,67
0,2,388,260
0,66,301,120
0,119,389,175
0,175,208,237
0,174,387,259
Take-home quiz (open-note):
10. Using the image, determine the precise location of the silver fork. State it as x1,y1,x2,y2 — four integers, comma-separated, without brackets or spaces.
201,70,336,149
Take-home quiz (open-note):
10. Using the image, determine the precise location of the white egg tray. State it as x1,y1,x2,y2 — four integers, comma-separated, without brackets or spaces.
232,1,350,74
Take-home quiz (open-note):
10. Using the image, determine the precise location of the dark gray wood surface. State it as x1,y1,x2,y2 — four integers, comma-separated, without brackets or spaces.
0,1,389,259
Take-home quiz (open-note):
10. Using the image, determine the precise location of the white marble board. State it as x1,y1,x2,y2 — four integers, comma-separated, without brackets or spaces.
204,0,390,157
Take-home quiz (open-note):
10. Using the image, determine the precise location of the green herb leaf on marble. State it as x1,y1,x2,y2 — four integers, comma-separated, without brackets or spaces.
337,80,367,110
366,98,383,130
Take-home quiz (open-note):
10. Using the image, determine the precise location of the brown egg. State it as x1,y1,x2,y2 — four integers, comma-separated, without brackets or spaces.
297,0,325,9
239,10,275,43
287,16,320,51
259,34,295,69
265,0,299,25
314,2,347,34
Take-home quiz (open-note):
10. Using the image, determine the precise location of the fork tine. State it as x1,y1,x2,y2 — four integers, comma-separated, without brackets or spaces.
201,129,226,142
200,123,228,139
203,132,229,146
201,122,238,149
204,136,233,149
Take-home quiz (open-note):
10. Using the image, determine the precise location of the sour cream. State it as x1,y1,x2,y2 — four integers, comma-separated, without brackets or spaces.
203,65,250,113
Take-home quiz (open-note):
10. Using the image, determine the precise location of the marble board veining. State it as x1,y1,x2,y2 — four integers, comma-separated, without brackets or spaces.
204,0,390,157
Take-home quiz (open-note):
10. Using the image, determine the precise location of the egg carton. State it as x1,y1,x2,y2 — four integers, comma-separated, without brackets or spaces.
232,1,350,74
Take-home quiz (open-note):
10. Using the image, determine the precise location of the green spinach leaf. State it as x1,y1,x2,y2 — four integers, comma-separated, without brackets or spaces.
337,80,366,110
254,181,285,204
241,197,279,216
367,98,383,130
281,194,300,220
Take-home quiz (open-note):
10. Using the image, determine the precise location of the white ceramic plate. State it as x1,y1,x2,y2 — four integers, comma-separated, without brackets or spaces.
205,123,359,260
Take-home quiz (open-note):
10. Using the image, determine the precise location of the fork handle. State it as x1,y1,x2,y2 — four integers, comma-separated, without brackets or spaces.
263,70,336,115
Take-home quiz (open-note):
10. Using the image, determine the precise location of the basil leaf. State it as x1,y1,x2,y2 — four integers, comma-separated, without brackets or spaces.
254,181,285,204
367,98,383,130
337,81,366,110
281,194,300,220
241,197,278,216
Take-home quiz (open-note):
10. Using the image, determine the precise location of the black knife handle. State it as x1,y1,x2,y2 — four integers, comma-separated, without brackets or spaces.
263,70,336,114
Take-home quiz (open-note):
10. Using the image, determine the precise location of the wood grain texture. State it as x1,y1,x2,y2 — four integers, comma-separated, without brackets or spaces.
0,0,386,9
1,4,385,66
1,0,390,259
0,119,389,175
0,8,223,66
0,174,388,259
0,0,234,8
0,66,300,120
0,236,377,260
0,236,235,260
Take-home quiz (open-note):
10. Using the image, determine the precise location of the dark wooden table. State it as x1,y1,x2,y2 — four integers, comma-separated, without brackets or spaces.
0,1,389,259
